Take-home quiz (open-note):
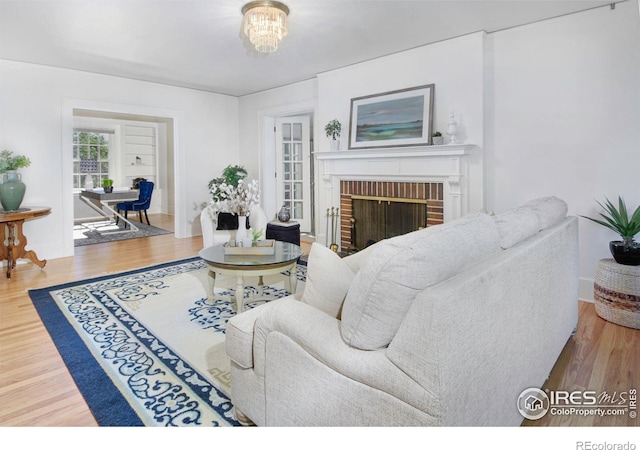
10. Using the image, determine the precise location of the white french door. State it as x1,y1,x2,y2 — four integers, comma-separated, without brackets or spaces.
275,116,311,232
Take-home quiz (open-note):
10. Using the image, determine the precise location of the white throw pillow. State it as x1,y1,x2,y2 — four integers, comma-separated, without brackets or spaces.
494,207,541,249
341,240,382,274
521,196,568,230
301,243,355,318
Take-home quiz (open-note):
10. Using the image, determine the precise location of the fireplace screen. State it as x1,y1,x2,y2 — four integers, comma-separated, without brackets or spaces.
351,198,427,250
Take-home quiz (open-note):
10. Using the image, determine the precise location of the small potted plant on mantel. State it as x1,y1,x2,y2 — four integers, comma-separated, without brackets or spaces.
581,196,640,266
325,119,342,151
432,131,444,145
102,179,114,193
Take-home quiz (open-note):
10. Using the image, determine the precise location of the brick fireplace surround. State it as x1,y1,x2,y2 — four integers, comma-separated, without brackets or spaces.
339,180,444,250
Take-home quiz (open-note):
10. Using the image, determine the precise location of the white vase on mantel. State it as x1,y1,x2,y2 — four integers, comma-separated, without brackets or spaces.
330,139,340,151
236,215,248,242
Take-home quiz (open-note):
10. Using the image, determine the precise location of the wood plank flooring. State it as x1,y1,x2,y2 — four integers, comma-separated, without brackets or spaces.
0,214,638,426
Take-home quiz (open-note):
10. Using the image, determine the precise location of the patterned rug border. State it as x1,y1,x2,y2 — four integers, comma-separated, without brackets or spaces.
27,259,198,425
31,256,293,426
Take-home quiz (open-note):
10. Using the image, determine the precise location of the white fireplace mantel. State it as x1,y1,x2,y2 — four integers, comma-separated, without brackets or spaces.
315,144,475,163
314,144,483,245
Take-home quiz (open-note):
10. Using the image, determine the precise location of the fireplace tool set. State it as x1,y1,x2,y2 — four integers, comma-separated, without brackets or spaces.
325,207,339,252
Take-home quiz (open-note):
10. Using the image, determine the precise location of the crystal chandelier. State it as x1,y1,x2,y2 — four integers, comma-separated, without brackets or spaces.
242,1,289,54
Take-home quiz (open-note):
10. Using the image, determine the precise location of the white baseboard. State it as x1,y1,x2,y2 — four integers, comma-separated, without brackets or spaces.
579,277,595,303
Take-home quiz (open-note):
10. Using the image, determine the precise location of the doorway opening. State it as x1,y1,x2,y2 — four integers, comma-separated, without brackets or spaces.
263,110,315,237
72,109,176,245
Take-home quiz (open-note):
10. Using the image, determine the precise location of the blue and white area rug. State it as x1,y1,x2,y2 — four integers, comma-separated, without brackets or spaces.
29,257,306,427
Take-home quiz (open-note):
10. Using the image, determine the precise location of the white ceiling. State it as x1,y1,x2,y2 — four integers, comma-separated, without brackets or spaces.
0,0,618,96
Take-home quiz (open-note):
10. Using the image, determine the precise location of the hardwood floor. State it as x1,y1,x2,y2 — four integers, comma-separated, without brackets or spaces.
0,214,637,426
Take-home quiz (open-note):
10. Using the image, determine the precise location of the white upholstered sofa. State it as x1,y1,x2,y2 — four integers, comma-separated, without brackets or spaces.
225,197,579,426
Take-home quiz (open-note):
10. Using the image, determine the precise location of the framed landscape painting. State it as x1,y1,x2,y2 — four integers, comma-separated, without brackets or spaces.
348,84,434,149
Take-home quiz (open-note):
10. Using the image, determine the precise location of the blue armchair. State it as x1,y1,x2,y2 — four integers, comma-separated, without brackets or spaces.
116,181,154,227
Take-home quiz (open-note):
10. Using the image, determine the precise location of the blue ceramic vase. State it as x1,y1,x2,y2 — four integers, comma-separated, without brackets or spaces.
0,170,27,211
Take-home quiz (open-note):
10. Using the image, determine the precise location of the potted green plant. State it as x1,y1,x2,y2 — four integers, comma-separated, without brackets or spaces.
0,149,31,211
325,119,341,151
102,179,114,193
208,165,251,230
208,165,248,201
581,196,640,266
0,149,31,173
432,131,443,145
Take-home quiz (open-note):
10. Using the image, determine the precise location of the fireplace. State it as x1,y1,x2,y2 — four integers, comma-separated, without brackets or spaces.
315,144,482,251
339,180,444,251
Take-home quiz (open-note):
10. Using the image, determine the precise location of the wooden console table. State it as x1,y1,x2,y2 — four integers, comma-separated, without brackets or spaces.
0,206,51,279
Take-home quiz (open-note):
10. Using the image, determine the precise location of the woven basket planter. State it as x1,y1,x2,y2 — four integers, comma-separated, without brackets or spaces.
593,258,640,329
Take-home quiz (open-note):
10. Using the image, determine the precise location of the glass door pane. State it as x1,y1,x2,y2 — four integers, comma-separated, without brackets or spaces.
275,116,311,233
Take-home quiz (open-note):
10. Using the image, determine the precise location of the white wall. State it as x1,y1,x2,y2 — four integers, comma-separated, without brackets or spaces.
317,32,486,152
489,2,640,300
0,60,238,259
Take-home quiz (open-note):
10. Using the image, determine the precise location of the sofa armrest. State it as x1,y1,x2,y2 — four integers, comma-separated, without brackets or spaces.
225,295,298,368
251,298,437,413
226,301,276,368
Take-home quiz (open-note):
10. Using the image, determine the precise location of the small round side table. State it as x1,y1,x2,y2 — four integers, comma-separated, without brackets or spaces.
593,258,640,329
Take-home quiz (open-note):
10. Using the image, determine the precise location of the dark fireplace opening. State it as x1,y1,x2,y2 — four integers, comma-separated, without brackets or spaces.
350,198,426,251
339,180,444,253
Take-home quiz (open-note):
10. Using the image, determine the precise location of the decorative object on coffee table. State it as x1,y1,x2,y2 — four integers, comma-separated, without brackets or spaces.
594,258,640,329
581,196,640,266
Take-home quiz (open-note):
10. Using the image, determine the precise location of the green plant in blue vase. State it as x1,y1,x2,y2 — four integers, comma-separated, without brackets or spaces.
581,196,640,266
0,150,31,211
0,149,31,173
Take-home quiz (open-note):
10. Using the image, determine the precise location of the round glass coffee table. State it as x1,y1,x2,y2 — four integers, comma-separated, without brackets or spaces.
199,241,303,313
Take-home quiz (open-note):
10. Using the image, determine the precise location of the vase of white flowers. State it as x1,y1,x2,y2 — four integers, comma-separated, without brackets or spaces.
209,177,260,241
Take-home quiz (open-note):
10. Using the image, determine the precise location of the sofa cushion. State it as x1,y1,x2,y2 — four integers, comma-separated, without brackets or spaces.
522,196,568,230
494,207,541,249
301,243,355,318
340,213,501,350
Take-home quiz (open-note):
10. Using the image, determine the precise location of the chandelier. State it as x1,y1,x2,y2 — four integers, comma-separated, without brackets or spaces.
242,1,289,54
